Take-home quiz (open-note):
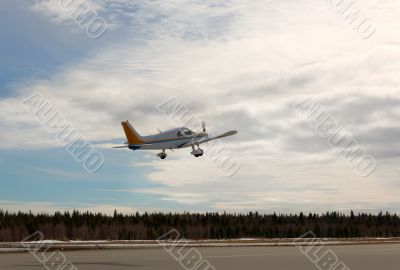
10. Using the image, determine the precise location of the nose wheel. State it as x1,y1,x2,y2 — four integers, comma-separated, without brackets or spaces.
157,150,167,159
191,145,204,157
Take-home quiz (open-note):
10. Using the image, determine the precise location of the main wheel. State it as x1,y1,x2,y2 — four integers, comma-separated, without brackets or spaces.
191,148,204,157
157,152,167,159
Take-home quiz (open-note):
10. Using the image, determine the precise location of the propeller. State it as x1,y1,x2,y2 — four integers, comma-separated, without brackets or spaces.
202,121,206,132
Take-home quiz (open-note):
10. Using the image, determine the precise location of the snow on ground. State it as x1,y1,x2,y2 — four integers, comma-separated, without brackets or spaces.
2,238,400,253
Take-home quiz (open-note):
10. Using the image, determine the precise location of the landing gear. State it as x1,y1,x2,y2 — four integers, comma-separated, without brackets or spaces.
157,149,167,159
191,145,204,157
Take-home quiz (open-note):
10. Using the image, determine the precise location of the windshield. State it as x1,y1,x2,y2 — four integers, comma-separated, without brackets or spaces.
180,128,193,136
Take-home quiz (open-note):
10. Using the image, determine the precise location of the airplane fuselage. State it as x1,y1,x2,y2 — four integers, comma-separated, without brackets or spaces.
128,127,208,150
116,120,237,159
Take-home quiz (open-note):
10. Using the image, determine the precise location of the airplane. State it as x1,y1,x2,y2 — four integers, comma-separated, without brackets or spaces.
113,120,237,159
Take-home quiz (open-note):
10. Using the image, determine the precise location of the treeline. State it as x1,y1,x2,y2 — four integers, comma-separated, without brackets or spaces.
1,210,400,241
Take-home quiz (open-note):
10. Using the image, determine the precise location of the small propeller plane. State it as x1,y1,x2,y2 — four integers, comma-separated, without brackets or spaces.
113,120,237,159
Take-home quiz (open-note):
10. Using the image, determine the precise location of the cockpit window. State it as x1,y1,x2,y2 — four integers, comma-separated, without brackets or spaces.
179,128,193,136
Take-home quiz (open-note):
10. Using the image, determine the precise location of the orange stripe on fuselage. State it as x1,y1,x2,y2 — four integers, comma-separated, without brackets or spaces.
139,134,205,144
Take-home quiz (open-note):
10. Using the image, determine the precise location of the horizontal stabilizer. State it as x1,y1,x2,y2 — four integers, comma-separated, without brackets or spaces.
112,145,129,148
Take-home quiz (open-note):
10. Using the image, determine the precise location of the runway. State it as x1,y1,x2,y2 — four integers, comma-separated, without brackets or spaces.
1,244,400,270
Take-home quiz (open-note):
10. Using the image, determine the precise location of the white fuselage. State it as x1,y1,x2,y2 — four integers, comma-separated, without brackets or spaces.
129,127,208,150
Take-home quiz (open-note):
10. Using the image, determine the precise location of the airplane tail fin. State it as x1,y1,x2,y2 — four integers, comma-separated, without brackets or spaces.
121,120,144,145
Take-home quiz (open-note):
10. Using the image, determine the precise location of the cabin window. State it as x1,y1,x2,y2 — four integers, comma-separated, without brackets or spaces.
178,128,193,136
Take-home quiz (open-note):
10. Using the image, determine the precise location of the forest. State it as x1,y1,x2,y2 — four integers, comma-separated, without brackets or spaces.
1,210,400,241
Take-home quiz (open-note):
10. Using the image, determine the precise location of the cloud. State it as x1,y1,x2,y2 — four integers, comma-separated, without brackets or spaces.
31,0,105,24
1,0,400,212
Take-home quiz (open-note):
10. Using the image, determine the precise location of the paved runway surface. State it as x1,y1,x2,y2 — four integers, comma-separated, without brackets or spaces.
1,244,400,270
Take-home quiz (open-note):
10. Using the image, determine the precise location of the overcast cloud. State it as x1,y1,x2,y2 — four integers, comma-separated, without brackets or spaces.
0,0,399,213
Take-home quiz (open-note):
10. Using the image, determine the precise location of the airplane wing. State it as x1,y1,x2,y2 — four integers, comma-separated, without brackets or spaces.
178,130,237,148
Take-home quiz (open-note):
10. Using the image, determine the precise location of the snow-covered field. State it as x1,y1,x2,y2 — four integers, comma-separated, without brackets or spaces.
1,238,400,253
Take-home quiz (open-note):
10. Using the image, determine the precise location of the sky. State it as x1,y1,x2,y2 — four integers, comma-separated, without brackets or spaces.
0,0,400,214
